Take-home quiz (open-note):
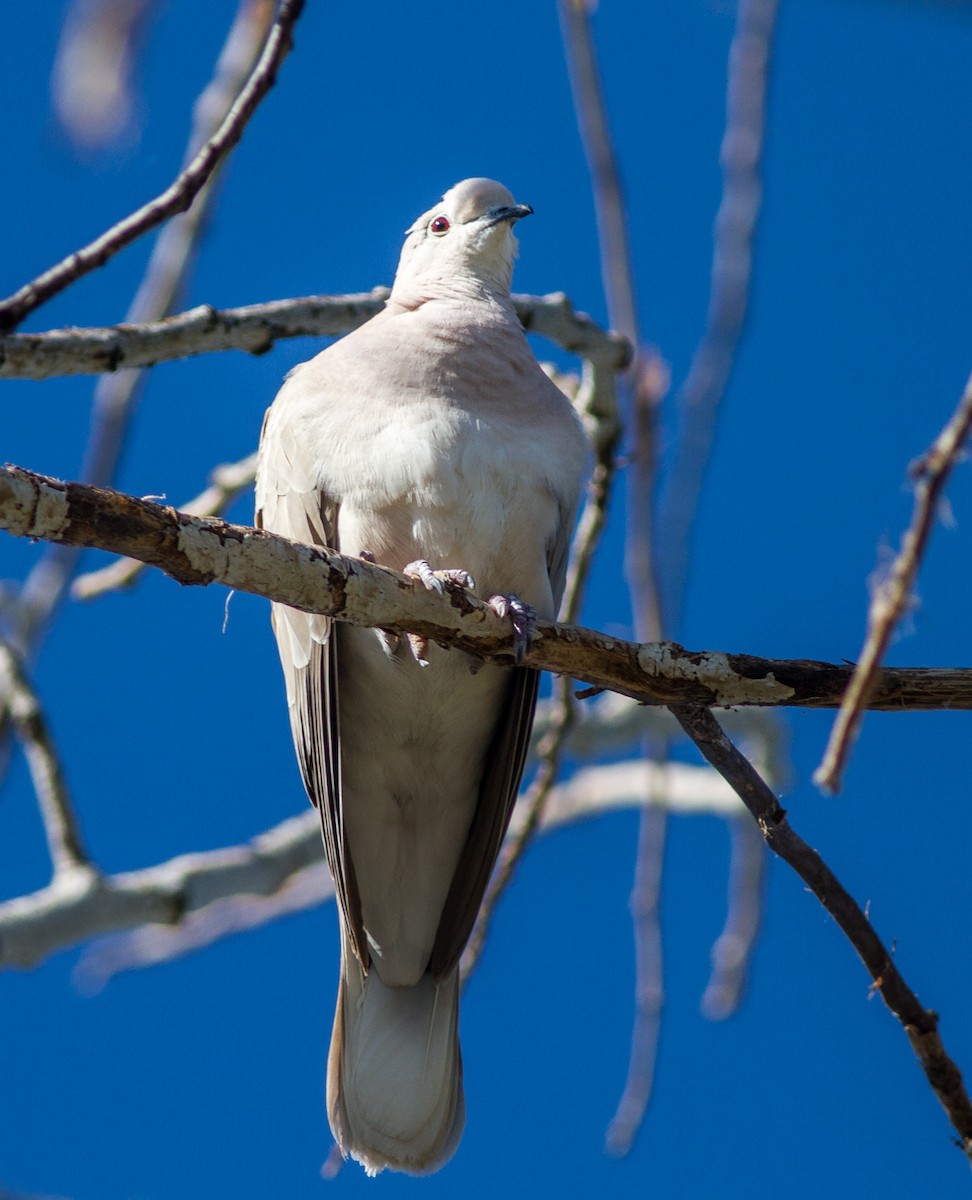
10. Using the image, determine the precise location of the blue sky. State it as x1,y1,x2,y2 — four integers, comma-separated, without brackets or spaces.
3,1,972,1197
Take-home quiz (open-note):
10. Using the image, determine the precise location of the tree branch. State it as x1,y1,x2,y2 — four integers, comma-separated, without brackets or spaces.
0,0,306,333
658,0,779,625
0,756,742,977
671,703,972,1160
815,370,972,793
3,463,972,711
0,641,89,875
71,452,259,599
0,291,631,380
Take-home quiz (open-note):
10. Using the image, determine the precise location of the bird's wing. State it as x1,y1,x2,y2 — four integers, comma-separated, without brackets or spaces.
255,400,368,966
429,505,576,979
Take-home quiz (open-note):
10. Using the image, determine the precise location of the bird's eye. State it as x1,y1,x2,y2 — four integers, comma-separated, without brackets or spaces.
429,215,451,236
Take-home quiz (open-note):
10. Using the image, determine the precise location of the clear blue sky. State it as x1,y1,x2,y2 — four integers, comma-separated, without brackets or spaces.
3,2,972,1197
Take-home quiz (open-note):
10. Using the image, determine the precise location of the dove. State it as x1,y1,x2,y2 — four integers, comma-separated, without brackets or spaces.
255,178,589,1175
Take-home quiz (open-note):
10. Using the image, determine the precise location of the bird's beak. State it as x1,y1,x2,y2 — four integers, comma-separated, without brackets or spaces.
484,203,534,227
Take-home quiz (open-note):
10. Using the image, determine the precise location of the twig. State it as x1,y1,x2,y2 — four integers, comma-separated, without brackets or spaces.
815,371,972,793
6,463,972,710
557,0,639,359
604,787,667,1156
21,756,741,980
542,692,790,784
51,0,160,152
0,641,89,875
671,703,972,1160
0,0,305,333
0,292,631,380
72,452,258,599
560,0,675,1149
5,0,283,758
609,361,671,1156
700,814,765,1019
658,0,779,625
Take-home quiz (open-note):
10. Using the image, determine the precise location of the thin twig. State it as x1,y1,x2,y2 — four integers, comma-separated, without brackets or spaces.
560,0,672,1149
700,814,765,1019
6,463,972,710
557,0,639,361
655,0,778,1063
12,0,280,656
0,641,90,875
671,703,972,1160
610,365,670,1152
0,0,305,333
815,371,972,793
658,0,779,626
604,789,667,1156
72,452,258,599
51,0,160,152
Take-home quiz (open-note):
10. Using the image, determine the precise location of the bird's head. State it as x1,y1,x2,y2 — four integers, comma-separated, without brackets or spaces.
392,178,533,302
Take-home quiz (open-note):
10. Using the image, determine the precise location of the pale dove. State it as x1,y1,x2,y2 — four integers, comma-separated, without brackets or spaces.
255,178,589,1175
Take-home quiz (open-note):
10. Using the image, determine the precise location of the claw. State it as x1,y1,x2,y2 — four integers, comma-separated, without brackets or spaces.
487,593,537,666
406,632,430,667
404,559,475,595
376,629,401,655
359,549,378,563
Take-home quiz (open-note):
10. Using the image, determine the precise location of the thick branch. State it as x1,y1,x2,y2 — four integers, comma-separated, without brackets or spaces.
0,0,305,333
0,292,631,381
2,463,972,710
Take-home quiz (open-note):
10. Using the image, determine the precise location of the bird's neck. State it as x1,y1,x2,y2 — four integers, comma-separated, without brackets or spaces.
389,268,516,317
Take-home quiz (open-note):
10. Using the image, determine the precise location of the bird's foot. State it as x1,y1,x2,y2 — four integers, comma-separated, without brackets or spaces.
404,559,476,595
402,561,474,667
487,593,537,666
406,633,431,667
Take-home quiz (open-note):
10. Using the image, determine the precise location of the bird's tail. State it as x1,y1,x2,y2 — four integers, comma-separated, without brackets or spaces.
327,940,465,1176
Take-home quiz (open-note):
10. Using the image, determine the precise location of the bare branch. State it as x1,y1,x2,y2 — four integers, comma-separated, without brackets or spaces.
8,0,284,708
72,452,258,599
604,793,666,1157
44,758,743,983
51,0,159,152
0,0,305,333
0,812,322,970
557,0,639,353
0,642,89,875
0,291,631,381
700,814,765,1020
671,703,972,1160
658,0,779,625
4,464,972,711
560,0,674,1146
815,371,972,793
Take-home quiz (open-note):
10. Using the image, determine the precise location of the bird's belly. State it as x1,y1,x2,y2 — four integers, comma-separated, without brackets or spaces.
335,446,559,616
338,627,509,985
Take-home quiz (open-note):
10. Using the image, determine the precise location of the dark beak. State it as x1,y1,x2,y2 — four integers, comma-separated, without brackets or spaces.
484,203,534,227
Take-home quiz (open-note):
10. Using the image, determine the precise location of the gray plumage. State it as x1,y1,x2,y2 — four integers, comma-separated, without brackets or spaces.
255,178,589,1175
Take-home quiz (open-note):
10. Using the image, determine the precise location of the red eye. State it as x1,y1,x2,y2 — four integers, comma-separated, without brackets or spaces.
429,215,450,236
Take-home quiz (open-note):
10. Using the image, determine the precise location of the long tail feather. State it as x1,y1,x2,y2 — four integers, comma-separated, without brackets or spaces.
327,941,464,1176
